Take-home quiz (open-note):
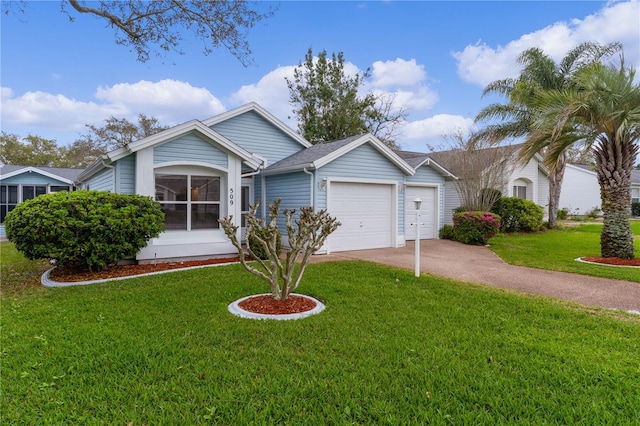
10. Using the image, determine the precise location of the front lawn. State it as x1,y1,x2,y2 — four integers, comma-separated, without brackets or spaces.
2,261,639,424
489,221,640,283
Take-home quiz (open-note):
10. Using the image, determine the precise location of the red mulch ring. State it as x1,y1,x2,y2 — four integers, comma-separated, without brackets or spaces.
48,257,242,283
239,294,317,315
581,256,640,267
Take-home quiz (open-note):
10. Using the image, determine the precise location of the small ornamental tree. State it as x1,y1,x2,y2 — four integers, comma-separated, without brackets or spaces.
219,199,340,301
4,190,164,271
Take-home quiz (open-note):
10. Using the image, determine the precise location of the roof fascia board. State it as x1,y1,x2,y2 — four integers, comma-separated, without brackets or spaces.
261,163,315,176
202,102,312,149
418,158,457,179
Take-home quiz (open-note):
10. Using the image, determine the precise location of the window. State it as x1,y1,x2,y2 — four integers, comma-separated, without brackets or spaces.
50,185,71,193
22,185,46,202
631,188,639,204
0,185,18,223
513,185,527,200
155,174,221,231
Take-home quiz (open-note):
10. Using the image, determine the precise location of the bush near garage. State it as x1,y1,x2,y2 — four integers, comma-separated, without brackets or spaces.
631,201,640,217
4,190,164,272
497,197,544,233
452,211,501,245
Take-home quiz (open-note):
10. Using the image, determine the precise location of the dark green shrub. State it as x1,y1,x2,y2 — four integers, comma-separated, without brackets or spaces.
247,227,282,260
632,202,640,217
585,206,601,219
557,208,568,220
439,224,455,240
4,190,164,271
498,197,544,233
480,187,503,214
452,211,501,245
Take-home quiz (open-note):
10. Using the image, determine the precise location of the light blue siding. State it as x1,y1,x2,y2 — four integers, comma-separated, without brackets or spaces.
210,110,303,166
154,133,228,168
86,167,114,192
1,173,68,186
407,165,446,230
264,172,311,230
116,154,136,194
314,144,406,233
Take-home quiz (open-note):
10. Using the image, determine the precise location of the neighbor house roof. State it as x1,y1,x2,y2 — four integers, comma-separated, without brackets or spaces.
396,151,456,178
0,165,84,184
262,134,415,176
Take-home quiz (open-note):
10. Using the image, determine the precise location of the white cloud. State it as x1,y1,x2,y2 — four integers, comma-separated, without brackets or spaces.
95,79,226,125
453,0,640,87
0,80,226,139
401,114,476,144
371,58,426,87
229,65,297,128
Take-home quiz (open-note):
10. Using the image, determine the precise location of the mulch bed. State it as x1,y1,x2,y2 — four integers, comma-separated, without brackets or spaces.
48,257,242,282
581,256,640,267
238,294,317,315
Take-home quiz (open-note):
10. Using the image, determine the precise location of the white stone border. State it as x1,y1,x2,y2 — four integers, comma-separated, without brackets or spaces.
41,261,240,287
575,258,640,268
228,293,325,321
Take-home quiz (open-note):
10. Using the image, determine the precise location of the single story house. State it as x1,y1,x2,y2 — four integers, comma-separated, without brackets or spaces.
0,165,83,224
417,144,550,225
561,163,640,215
76,102,455,262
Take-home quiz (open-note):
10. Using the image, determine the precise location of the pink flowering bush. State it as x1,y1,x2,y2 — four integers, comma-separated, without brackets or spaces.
452,211,501,245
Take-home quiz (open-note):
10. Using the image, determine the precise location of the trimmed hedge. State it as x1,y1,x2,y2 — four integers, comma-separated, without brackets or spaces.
4,190,164,271
632,201,640,217
452,211,501,245
498,197,544,233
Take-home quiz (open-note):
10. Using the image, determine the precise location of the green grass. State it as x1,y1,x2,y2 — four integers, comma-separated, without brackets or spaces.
1,242,50,291
2,260,639,424
489,221,640,283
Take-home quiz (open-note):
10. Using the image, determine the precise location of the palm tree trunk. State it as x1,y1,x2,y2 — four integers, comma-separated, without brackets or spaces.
547,152,566,228
594,137,637,259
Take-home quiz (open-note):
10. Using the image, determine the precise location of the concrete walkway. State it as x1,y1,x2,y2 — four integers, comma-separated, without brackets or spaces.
310,240,640,314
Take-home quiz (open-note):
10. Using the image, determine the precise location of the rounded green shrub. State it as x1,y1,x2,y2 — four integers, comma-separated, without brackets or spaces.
452,211,501,245
439,224,455,240
4,190,164,271
498,197,544,233
632,202,640,217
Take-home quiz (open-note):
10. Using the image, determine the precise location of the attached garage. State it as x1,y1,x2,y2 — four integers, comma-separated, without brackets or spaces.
327,181,395,252
405,185,438,240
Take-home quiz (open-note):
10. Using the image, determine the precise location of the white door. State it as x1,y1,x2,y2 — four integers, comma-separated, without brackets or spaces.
328,182,393,252
405,186,437,240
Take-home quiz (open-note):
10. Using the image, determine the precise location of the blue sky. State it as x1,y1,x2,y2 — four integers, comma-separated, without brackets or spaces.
1,1,639,152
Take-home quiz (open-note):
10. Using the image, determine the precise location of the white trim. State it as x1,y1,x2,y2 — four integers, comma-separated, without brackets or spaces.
153,161,229,174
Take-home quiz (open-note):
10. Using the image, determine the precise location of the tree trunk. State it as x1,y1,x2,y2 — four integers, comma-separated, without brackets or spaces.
547,152,566,228
594,137,637,259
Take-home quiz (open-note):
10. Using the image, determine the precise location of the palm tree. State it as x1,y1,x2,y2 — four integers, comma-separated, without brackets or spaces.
476,42,621,227
527,61,640,259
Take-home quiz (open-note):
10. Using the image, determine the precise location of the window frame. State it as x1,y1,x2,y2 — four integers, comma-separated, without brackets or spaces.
155,172,223,232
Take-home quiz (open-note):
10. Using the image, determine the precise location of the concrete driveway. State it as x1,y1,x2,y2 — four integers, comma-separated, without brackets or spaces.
311,239,640,315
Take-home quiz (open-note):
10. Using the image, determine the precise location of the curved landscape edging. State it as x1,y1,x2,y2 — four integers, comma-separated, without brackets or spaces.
41,262,241,287
228,293,326,321
575,258,640,268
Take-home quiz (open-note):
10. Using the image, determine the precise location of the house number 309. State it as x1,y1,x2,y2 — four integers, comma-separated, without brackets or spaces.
229,188,234,206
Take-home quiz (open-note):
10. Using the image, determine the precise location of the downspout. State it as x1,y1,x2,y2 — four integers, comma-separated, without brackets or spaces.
303,167,314,208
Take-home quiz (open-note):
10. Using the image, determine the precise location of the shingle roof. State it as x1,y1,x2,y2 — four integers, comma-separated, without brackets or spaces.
264,135,363,172
0,165,85,182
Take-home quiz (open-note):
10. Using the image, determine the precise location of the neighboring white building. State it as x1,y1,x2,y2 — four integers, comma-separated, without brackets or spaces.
561,164,640,216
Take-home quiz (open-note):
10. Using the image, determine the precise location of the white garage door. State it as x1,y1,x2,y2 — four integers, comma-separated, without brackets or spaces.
328,182,393,252
405,186,437,240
